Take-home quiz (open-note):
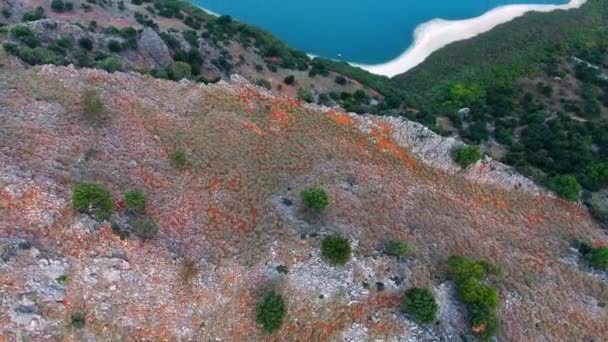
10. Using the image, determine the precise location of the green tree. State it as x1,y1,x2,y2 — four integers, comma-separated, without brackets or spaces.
255,291,287,333
452,146,482,168
549,175,581,201
402,288,439,323
585,246,608,270
125,189,147,213
168,61,192,80
284,75,295,85
321,235,351,266
300,187,329,211
72,183,114,220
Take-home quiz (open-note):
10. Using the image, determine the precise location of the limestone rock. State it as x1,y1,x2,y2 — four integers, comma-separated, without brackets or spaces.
137,28,173,67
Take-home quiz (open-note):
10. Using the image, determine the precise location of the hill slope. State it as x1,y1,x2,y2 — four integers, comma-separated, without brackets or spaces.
0,54,607,340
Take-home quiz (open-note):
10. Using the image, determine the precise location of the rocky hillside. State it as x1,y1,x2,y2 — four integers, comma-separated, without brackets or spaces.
1,45,608,341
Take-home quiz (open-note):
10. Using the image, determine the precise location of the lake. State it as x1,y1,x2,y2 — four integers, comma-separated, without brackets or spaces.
192,0,569,64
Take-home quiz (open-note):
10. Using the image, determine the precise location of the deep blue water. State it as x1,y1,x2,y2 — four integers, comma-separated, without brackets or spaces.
193,0,568,64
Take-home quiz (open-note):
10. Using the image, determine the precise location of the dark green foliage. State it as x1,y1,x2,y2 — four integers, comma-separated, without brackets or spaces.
452,146,482,168
51,0,71,12
11,47,64,65
300,187,329,211
125,189,147,213
21,6,45,21
95,57,122,72
107,40,123,52
78,37,94,51
384,239,412,257
255,291,287,333
276,265,289,274
549,175,581,202
168,61,192,80
182,30,199,47
284,75,295,85
171,150,190,169
70,312,86,328
580,243,608,270
255,78,272,90
71,182,114,220
335,75,347,85
129,216,159,239
447,256,500,340
402,288,439,324
2,9,11,18
321,235,351,267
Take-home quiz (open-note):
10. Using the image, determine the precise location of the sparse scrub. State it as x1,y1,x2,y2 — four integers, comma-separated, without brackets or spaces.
255,291,287,333
70,312,86,328
448,255,500,340
255,78,272,90
180,258,199,282
171,150,190,169
82,89,105,124
129,216,159,239
579,241,608,270
95,57,122,72
300,186,329,211
335,75,347,85
284,75,295,85
276,265,288,274
124,189,147,213
384,239,413,257
321,234,351,267
402,287,439,324
72,182,114,220
297,85,314,103
452,146,482,168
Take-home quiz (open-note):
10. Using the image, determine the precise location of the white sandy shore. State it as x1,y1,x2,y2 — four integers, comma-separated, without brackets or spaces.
355,0,587,77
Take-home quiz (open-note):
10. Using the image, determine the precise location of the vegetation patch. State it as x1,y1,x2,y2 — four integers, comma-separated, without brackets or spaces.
402,287,439,324
128,216,159,239
124,189,147,213
452,146,482,169
300,186,329,211
578,241,608,270
321,234,351,267
72,182,114,220
384,239,413,257
255,291,287,333
70,312,86,328
448,255,501,340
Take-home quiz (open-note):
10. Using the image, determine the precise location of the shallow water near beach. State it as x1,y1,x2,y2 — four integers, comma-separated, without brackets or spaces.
193,0,568,64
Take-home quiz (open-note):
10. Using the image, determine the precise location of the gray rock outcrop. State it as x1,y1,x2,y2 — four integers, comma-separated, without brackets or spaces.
137,28,173,67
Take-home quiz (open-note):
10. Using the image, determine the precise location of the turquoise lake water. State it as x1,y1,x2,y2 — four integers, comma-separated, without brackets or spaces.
193,0,568,64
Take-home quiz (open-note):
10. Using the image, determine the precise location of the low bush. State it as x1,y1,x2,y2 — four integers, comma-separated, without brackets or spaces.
321,234,351,266
95,57,121,72
402,287,439,323
452,146,482,168
284,75,295,85
335,75,347,85
124,189,147,213
129,216,159,239
171,150,190,169
384,239,413,257
548,175,581,202
298,85,314,103
300,186,329,211
78,37,94,51
72,182,114,220
255,291,287,333
580,243,608,270
21,6,45,21
168,61,192,80
70,312,86,328
255,78,272,90
107,40,123,52
447,255,500,340
82,89,104,124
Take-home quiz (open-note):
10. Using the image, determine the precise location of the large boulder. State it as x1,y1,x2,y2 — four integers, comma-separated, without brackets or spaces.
137,28,172,67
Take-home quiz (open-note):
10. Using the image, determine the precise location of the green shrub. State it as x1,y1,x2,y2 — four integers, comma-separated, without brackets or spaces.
82,89,104,124
11,25,33,39
276,265,289,274
255,291,287,333
21,6,45,21
298,85,314,103
168,61,192,80
447,255,500,340
78,37,94,51
452,146,482,168
321,234,351,266
124,189,147,213
335,75,347,85
300,187,329,211
284,75,295,85
549,175,581,202
171,150,190,169
384,239,413,257
585,246,608,270
255,78,272,90
72,182,114,220
402,287,439,323
129,216,159,239
51,0,66,12
95,57,121,72
70,312,86,328
107,40,123,52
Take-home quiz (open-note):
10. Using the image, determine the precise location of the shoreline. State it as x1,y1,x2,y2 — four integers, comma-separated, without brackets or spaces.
354,0,586,77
